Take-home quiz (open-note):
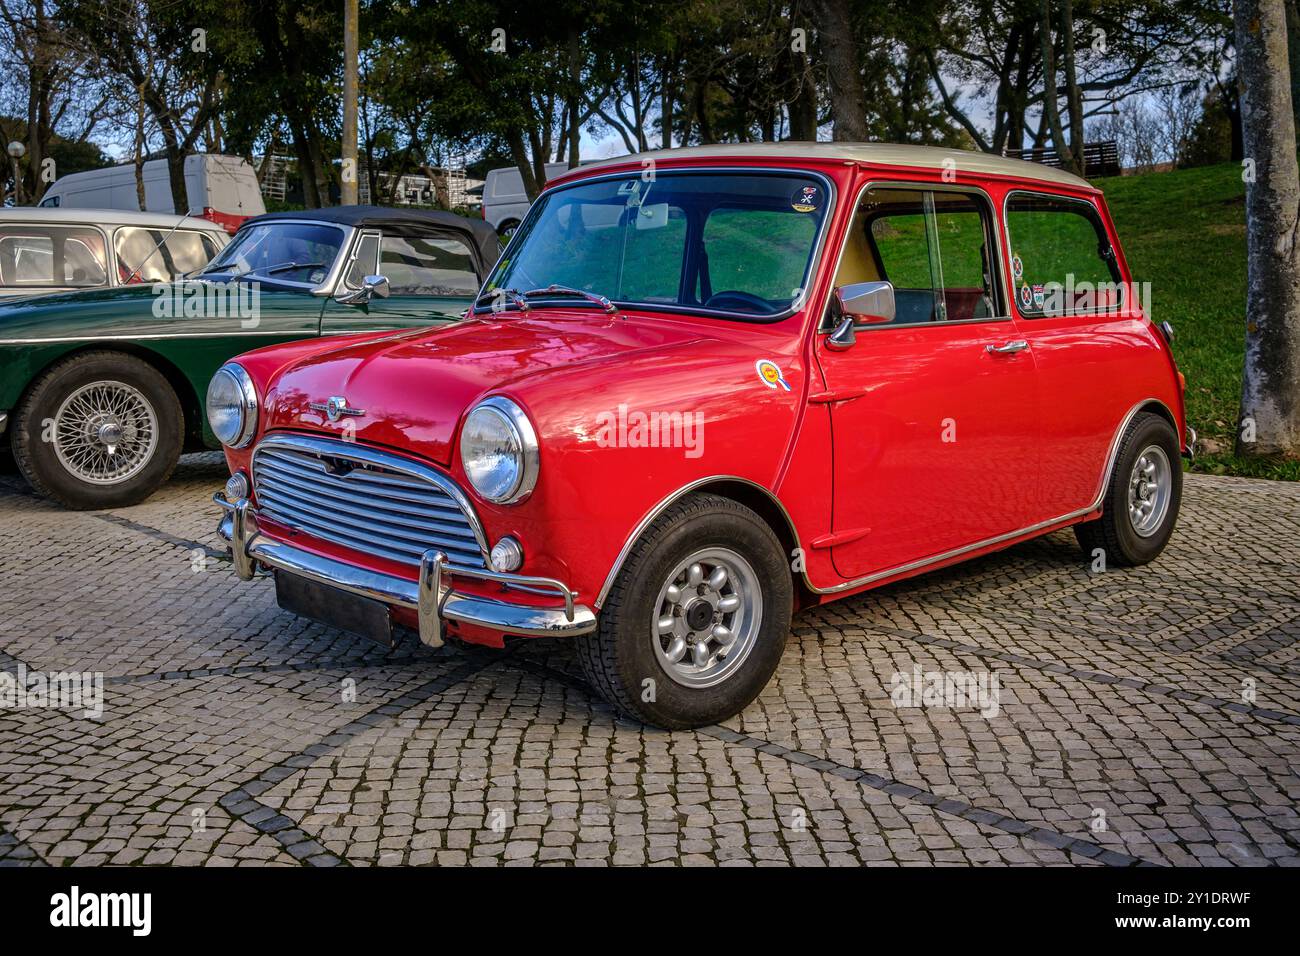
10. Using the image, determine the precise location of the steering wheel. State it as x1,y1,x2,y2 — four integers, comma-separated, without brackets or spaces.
704,290,773,314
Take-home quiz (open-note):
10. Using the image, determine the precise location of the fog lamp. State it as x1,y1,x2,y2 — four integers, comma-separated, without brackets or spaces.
225,472,250,502
490,536,524,573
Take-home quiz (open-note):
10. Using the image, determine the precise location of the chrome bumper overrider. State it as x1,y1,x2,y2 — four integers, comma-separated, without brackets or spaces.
0,411,8,437
1185,424,1197,460
215,494,596,647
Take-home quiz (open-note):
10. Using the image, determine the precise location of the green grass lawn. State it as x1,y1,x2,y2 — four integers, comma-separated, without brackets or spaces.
1096,162,1298,480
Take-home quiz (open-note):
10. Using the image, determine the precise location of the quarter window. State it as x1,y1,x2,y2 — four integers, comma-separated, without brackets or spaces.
114,227,220,283
379,235,479,296
0,226,108,288
1005,194,1122,316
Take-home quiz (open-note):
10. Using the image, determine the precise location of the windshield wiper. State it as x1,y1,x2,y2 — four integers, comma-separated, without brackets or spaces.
522,285,617,314
217,260,326,281
475,288,531,312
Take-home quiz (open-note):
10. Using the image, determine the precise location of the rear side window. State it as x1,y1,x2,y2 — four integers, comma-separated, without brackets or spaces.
379,235,479,296
1005,194,1122,316
114,227,220,283
0,226,107,288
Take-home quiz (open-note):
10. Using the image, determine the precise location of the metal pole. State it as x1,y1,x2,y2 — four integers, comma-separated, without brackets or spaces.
341,0,359,205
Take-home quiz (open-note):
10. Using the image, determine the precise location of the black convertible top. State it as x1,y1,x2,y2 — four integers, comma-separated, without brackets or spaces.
240,205,501,273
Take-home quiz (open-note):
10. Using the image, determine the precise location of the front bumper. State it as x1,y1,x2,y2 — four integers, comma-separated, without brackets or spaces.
215,495,596,646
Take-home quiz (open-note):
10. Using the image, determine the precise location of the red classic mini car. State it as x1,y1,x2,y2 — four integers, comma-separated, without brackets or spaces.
209,143,1191,729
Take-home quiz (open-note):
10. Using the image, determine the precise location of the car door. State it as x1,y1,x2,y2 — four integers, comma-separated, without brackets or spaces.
814,183,1040,581
320,229,481,335
1001,191,1155,524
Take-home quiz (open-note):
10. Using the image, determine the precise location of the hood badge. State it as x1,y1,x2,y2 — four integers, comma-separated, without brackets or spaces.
310,395,366,422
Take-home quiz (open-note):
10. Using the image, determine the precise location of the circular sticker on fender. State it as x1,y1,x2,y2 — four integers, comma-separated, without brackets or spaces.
790,185,821,213
756,359,791,391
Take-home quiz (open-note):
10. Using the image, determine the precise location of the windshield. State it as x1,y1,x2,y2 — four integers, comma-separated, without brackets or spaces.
484,171,830,318
202,222,345,286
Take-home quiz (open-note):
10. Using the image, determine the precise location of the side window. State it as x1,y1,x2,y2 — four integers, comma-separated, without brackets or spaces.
850,187,1000,325
1005,194,1121,317
0,226,107,288
344,232,380,289
114,227,217,283
379,234,479,296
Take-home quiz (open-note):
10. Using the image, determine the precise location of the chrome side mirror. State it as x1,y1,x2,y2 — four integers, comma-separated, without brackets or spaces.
826,314,856,351
834,280,895,325
337,273,391,305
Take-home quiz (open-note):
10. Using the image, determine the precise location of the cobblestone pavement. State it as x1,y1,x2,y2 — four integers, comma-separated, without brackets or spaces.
1,454,1297,867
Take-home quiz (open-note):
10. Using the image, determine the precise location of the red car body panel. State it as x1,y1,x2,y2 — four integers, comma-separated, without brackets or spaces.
221,149,1187,645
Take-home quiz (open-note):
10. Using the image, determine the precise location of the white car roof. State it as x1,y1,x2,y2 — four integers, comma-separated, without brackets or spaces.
0,207,228,232
569,142,1096,190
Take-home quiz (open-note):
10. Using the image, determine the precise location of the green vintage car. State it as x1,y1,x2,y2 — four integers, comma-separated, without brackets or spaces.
0,206,499,509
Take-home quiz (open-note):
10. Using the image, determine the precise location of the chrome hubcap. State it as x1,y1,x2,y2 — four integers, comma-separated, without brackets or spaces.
652,547,762,688
53,381,158,484
1127,444,1171,537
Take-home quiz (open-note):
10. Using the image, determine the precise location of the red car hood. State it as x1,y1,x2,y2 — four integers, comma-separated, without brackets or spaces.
263,311,714,465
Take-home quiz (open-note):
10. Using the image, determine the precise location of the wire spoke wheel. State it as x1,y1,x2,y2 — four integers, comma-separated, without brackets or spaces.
652,546,763,689
52,380,158,485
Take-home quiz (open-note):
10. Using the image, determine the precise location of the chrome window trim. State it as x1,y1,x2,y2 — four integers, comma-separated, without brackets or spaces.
252,432,491,561
480,166,838,324
337,228,383,293
819,179,1013,334
1001,189,1126,319
594,398,1172,606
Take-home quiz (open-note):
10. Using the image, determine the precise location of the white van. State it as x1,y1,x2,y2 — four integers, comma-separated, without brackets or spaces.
483,162,572,239
39,154,266,231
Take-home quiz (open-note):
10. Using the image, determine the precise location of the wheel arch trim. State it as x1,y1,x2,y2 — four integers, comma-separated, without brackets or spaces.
594,475,803,609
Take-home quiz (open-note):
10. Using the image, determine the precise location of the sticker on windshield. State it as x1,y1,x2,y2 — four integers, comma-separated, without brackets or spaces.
1032,284,1045,308
310,270,326,284
790,185,821,213
1011,253,1023,279
756,359,791,391
1018,283,1033,310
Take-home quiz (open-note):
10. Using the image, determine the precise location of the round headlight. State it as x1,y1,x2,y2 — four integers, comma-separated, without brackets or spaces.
206,364,258,449
460,397,539,504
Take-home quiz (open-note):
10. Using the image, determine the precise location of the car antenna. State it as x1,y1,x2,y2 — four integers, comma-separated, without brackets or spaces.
122,215,189,286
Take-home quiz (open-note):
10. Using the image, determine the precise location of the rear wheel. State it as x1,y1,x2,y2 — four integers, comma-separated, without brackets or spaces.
13,351,184,509
576,493,793,729
1075,411,1182,566
497,219,520,244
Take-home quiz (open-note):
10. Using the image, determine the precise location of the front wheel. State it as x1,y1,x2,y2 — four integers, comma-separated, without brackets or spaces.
576,493,793,729
1075,411,1182,566
13,351,184,509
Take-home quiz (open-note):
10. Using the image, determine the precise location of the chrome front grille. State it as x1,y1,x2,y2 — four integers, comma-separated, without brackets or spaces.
251,434,488,569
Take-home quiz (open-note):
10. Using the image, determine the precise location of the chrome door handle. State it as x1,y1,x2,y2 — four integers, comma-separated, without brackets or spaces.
986,340,1029,354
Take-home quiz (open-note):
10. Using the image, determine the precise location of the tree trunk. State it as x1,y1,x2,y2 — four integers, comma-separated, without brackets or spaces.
1235,0,1300,457
787,45,819,140
1040,0,1077,174
810,0,867,141
1287,0,1300,141
1060,0,1086,173
568,31,582,165
133,92,147,211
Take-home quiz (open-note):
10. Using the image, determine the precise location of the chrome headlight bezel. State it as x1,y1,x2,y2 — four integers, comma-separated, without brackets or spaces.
459,396,539,505
206,363,258,449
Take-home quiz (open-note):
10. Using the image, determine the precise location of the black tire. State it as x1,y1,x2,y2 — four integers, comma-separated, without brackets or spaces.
1074,411,1182,567
12,351,184,510
497,219,520,244
576,493,793,730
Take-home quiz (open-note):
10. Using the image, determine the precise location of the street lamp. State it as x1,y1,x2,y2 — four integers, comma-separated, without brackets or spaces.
7,141,25,206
